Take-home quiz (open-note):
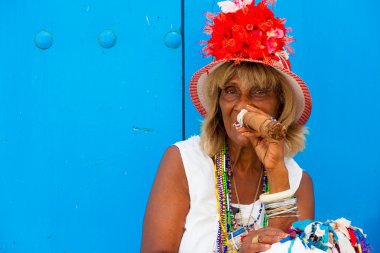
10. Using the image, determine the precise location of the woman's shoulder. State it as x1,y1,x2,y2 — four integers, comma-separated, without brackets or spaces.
173,135,209,160
158,136,203,170
174,135,201,150
284,157,303,171
284,157,305,194
172,135,214,175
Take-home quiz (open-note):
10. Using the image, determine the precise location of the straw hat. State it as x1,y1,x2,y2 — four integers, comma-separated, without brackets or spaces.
190,0,312,125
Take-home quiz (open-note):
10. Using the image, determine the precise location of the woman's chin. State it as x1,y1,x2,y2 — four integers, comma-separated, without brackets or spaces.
228,133,252,148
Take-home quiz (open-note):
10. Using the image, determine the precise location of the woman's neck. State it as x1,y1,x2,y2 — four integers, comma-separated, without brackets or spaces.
227,140,262,174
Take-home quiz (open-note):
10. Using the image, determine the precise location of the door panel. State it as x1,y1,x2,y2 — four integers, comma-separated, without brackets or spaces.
0,1,181,252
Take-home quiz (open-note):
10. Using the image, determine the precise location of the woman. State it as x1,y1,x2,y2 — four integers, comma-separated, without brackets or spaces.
142,61,314,252
142,0,373,251
142,1,315,252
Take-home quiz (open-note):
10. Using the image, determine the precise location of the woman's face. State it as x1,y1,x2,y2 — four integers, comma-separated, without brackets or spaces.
219,73,281,148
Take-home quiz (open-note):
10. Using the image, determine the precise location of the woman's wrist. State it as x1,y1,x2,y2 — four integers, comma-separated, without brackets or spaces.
266,163,290,193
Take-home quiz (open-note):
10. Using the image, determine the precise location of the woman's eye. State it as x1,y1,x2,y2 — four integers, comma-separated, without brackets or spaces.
224,86,238,94
252,88,269,97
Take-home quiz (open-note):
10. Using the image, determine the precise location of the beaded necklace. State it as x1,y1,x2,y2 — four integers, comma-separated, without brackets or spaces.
232,168,262,231
214,144,269,253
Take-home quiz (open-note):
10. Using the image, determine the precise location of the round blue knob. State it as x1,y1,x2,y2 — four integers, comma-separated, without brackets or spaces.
98,30,117,48
164,30,182,49
34,30,53,50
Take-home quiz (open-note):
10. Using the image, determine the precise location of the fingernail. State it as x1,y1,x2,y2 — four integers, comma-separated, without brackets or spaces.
264,244,271,249
246,104,256,110
281,233,289,238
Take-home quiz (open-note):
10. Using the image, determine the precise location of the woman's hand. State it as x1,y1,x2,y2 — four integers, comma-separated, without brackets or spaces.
236,105,286,171
239,227,288,253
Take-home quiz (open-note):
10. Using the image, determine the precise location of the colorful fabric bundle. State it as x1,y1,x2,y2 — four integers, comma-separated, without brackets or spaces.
272,218,373,253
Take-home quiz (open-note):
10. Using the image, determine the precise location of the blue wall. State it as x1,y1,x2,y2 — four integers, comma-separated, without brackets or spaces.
0,0,379,252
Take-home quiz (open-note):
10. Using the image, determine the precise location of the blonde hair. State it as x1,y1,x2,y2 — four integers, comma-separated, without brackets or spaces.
200,61,308,157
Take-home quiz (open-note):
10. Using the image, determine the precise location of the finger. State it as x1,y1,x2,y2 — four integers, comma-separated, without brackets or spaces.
252,136,267,149
258,227,288,237
249,228,287,239
260,134,284,144
241,132,255,137
246,104,271,118
236,120,284,145
236,126,261,136
241,132,264,147
235,126,254,133
241,132,263,139
255,137,284,154
256,234,284,244
238,129,262,140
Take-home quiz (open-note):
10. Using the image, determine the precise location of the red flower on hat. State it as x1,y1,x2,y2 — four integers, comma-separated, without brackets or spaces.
202,0,294,65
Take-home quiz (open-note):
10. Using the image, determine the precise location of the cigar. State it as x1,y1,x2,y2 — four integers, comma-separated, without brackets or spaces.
235,109,287,140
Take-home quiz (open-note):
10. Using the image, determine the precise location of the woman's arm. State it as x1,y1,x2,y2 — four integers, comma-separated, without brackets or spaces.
266,170,315,231
240,171,315,253
237,106,315,231
141,146,190,253
295,171,315,220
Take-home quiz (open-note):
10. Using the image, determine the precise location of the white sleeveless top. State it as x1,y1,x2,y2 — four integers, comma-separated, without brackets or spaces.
175,136,303,253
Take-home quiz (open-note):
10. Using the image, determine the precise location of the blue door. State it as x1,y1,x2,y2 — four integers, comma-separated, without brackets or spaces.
0,1,182,252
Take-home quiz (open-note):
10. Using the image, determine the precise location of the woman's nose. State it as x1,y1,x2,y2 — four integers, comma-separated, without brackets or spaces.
236,94,253,111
